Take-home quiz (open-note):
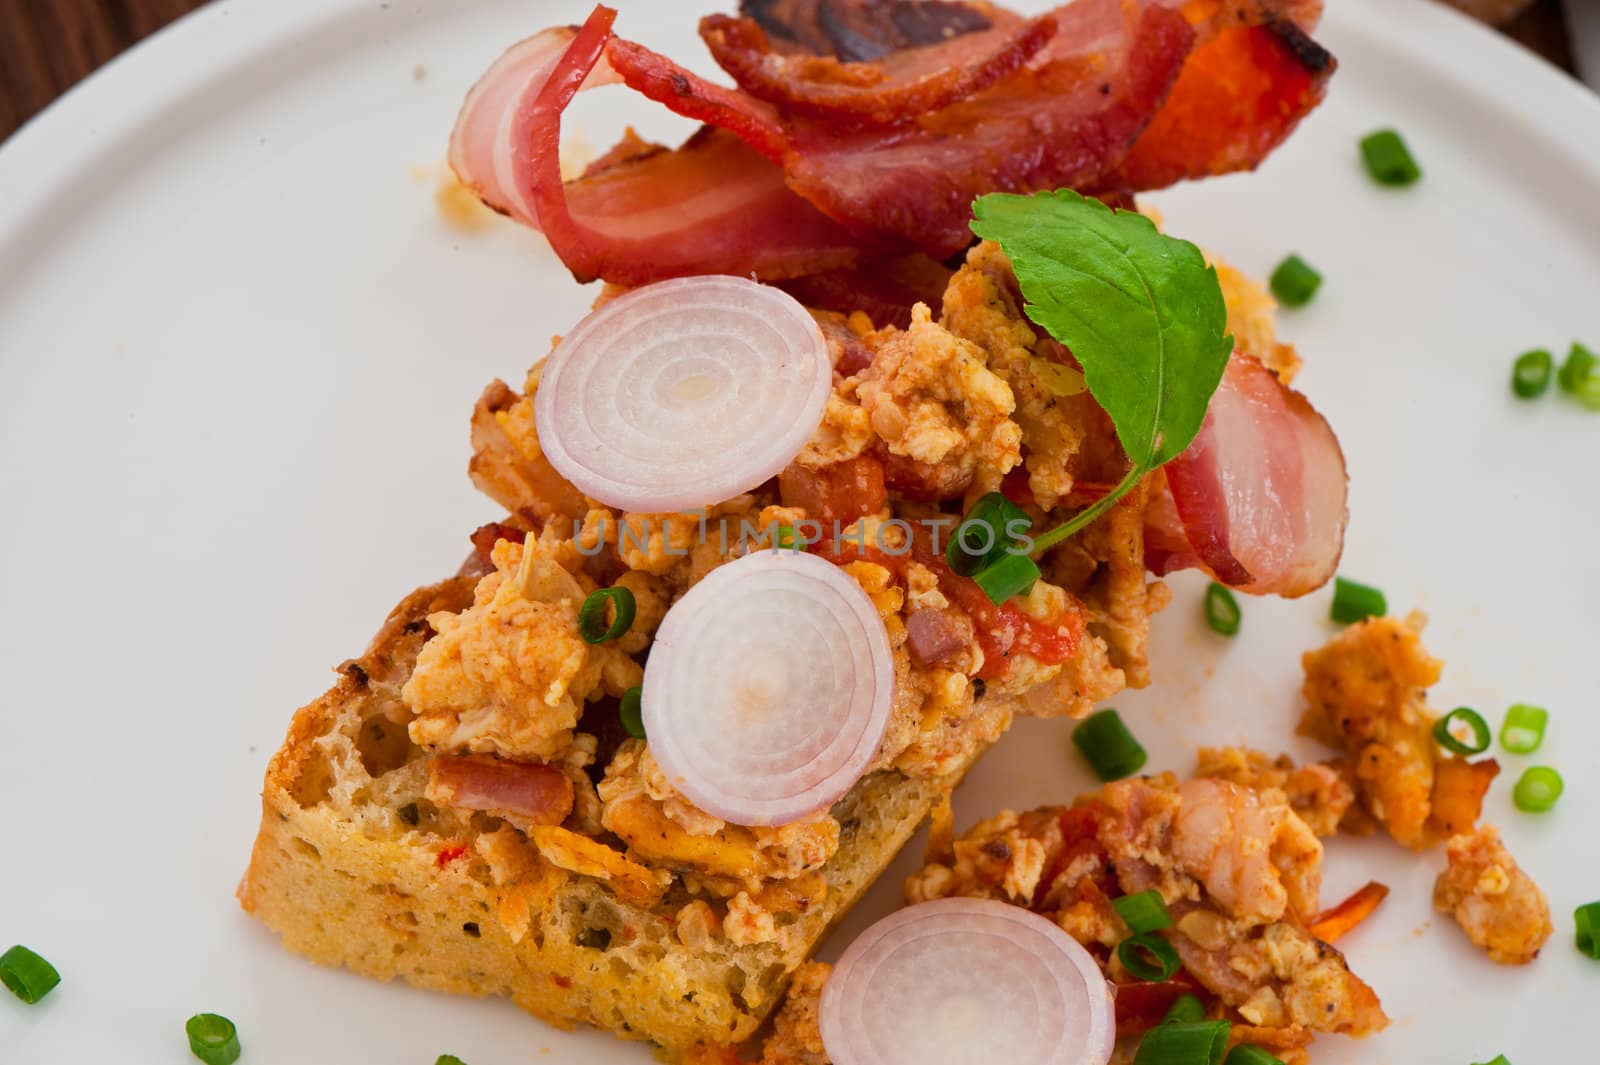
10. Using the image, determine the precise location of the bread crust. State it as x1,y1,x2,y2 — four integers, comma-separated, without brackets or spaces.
239,578,967,1051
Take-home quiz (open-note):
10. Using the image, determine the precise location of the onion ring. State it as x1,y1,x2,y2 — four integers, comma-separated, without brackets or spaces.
820,898,1116,1065
641,549,893,827
534,275,832,513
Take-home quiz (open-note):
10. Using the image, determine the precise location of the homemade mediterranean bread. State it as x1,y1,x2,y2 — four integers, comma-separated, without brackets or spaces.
238,575,976,1051
239,239,1194,1050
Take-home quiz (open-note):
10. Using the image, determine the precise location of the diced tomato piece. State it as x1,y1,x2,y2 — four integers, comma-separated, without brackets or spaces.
779,454,887,526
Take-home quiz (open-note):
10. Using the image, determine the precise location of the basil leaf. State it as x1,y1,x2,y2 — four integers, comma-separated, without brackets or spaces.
970,189,1233,550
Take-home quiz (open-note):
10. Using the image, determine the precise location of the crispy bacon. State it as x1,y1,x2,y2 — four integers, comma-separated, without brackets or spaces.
1098,21,1335,193
779,253,954,329
448,8,865,284
428,754,575,826
700,10,1058,123
576,3,1195,256
740,0,1015,60
449,2,1334,288
1161,353,1347,597
775,1,1197,255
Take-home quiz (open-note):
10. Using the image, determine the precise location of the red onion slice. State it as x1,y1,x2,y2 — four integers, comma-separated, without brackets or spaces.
534,276,832,513
820,898,1116,1065
641,549,893,826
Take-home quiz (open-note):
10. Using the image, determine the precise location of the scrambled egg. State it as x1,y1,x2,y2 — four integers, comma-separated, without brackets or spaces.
854,303,1021,500
1433,825,1553,964
598,741,841,894
405,242,1179,938
404,537,639,761
1300,612,1497,849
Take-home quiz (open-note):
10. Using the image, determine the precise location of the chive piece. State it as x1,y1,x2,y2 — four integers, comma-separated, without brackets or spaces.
773,524,804,551
1203,582,1241,636
436,1057,468,1065
1472,1057,1512,1065
1501,703,1549,754
1118,933,1182,982
577,586,636,644
1557,343,1600,410
1134,1020,1232,1065
185,1014,242,1065
972,551,1041,605
1161,993,1206,1026
1113,890,1173,934
0,945,60,1004
1224,1047,1286,1065
1359,128,1421,186
1269,255,1322,308
948,492,1031,577
1512,766,1563,813
619,686,645,740
1511,349,1554,399
1432,707,1491,756
1575,901,1600,959
1072,709,1148,782
1329,577,1386,624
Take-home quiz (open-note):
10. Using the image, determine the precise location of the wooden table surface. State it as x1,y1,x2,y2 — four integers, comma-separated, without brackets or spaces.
0,0,1581,142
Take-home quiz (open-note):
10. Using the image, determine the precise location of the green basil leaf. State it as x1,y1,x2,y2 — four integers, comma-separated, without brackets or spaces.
970,189,1233,549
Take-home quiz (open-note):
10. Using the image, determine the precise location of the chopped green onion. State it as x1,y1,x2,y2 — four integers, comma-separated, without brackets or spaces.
1269,255,1322,308
1203,582,1241,636
1471,1057,1512,1065
577,587,636,644
1512,766,1563,813
1575,901,1600,959
1161,994,1206,1026
1072,709,1148,782
1511,349,1553,399
1329,577,1386,624
1224,1047,1285,1065
1500,703,1548,754
1113,890,1173,934
619,686,645,740
773,524,804,551
185,1014,242,1065
1134,1020,1232,1065
971,551,1041,605
1359,128,1421,186
1118,933,1181,982
1432,707,1490,756
436,1057,468,1065
0,945,60,1004
1558,343,1600,410
948,492,1031,577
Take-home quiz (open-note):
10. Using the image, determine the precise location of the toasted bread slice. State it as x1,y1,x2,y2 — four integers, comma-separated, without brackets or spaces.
239,577,969,1051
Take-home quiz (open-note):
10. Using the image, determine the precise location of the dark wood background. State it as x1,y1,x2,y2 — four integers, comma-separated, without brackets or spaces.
0,0,1579,143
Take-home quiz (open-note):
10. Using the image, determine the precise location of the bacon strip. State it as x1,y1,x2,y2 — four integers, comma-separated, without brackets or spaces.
428,754,575,826
610,1,1196,256
699,10,1058,123
449,2,1334,290
448,7,865,285
788,1,1194,255
1161,353,1348,598
740,0,1016,60
779,253,954,329
1098,20,1335,192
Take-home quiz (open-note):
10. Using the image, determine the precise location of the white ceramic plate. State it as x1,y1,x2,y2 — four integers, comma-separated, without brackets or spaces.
1,1,1596,1061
